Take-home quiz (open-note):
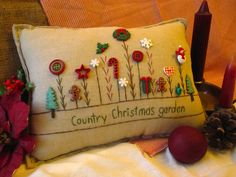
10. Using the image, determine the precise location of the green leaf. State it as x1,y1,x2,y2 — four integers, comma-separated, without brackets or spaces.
0,85,5,96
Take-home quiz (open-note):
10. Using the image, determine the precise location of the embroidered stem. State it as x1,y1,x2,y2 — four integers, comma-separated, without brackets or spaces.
117,80,121,102
124,87,127,101
81,78,90,106
56,75,66,110
167,76,173,97
146,50,155,96
178,64,186,95
122,41,136,99
95,66,102,104
101,56,114,102
137,63,142,99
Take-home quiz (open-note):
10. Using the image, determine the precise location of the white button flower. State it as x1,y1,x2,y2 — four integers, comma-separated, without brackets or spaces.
90,58,100,68
140,38,153,49
119,78,129,87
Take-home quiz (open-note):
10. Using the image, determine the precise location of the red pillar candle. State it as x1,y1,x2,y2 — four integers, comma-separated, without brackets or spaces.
219,59,236,108
191,0,212,82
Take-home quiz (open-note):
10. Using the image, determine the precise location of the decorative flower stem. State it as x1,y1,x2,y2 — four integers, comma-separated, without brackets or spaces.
122,41,136,100
56,75,66,110
166,76,173,97
146,50,156,96
95,67,102,104
178,64,186,95
81,78,90,106
137,63,142,99
101,57,113,102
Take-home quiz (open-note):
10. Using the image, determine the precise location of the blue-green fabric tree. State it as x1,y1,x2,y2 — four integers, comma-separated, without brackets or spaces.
46,87,58,118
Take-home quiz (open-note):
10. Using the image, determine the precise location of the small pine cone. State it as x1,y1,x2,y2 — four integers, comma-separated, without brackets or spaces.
202,109,236,150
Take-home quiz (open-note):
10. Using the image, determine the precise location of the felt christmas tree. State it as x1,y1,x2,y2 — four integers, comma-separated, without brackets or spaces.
46,87,58,118
185,75,194,101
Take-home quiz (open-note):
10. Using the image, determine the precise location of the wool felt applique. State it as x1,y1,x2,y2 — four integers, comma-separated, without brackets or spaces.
13,18,205,160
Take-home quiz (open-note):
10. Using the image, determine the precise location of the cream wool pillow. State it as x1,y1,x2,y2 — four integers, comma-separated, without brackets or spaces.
13,18,205,160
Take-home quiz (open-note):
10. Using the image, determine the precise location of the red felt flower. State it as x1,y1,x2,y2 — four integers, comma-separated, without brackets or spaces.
0,91,35,177
132,50,144,62
75,65,91,79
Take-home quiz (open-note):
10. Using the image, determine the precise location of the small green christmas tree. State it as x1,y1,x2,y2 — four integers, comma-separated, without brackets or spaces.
46,87,58,118
185,75,195,101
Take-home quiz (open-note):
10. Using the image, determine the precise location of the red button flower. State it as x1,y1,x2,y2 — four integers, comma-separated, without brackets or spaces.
132,50,144,62
49,59,65,75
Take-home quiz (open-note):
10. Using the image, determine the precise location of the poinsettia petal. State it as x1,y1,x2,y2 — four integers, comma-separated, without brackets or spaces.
19,135,36,153
0,151,11,169
0,105,6,127
3,121,11,133
0,145,24,177
8,102,29,139
0,91,21,110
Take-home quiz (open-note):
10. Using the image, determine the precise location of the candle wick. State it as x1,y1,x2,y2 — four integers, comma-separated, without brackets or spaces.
198,0,210,13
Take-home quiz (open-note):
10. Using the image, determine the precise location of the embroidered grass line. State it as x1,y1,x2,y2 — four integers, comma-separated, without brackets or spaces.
146,50,156,96
101,57,114,102
122,41,136,100
56,75,67,110
81,78,90,106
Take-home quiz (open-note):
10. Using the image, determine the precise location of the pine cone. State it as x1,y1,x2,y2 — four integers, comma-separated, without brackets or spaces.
202,109,236,150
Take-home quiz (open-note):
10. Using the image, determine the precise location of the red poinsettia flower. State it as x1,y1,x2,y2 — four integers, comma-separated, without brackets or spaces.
0,91,35,177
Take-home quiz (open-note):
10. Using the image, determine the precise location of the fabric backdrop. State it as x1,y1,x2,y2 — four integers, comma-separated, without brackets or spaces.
40,0,236,99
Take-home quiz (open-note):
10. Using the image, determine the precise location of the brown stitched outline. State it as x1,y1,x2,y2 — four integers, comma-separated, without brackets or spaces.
31,111,204,136
32,94,200,115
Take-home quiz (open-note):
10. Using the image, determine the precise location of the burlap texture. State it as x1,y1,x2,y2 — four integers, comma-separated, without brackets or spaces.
0,0,47,81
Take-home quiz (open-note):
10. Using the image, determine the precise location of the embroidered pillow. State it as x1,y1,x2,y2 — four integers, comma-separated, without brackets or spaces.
13,18,205,160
